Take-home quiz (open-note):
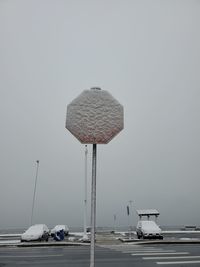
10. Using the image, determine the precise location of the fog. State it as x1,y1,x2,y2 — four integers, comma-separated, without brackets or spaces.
0,0,200,230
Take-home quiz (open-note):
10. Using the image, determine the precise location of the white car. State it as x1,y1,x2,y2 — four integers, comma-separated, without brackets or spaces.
21,224,49,242
136,220,163,239
50,225,69,237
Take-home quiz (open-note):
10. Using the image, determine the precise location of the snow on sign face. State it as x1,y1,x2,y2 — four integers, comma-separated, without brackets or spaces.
66,88,124,144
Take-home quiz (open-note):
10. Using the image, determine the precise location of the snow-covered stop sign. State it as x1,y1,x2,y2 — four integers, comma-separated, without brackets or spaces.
65,88,124,144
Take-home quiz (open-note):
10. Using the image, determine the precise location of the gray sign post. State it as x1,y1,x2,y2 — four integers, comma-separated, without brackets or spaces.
65,87,124,267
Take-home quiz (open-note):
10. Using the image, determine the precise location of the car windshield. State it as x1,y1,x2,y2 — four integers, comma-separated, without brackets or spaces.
141,221,159,230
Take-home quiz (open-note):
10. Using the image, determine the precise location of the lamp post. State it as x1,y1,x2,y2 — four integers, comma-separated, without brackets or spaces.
65,88,124,267
30,160,39,226
113,214,117,233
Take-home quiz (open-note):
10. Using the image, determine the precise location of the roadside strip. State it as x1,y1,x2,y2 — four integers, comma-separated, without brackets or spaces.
120,239,200,245
0,241,90,248
157,260,200,265
18,242,90,247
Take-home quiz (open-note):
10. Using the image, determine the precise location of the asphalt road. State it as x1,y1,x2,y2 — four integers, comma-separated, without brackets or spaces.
0,243,200,266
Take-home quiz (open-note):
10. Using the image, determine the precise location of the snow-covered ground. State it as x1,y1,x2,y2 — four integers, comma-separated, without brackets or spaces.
0,240,20,244
0,234,21,237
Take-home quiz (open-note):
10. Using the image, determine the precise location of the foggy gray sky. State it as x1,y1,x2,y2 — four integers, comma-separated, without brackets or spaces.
0,0,200,230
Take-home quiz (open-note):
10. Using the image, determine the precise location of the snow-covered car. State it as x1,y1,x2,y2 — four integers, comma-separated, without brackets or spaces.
21,224,49,242
136,220,163,239
50,225,69,237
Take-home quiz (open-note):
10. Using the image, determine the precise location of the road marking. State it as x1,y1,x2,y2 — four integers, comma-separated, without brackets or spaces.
123,250,175,253
157,260,200,265
114,247,160,250
117,248,165,250
144,256,200,260
132,252,189,256
0,254,63,258
113,247,168,251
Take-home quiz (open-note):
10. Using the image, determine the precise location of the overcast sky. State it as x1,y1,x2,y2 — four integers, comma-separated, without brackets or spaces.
0,0,200,230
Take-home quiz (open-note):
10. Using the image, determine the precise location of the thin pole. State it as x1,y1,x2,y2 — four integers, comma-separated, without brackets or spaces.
129,200,134,238
90,144,97,267
129,200,133,231
30,160,39,226
127,205,131,238
113,214,117,233
83,145,88,239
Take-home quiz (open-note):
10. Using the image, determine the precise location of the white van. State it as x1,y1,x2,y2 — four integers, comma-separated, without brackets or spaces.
136,220,163,239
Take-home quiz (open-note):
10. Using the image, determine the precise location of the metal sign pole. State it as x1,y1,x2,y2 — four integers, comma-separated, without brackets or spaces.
65,88,123,267
83,145,88,240
90,144,97,267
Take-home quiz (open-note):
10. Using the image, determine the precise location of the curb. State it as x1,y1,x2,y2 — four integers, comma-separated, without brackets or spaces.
18,242,90,247
0,241,90,248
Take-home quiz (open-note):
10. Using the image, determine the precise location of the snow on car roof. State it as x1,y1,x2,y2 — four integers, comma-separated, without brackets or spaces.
51,225,69,233
54,225,66,230
24,224,47,234
136,209,160,216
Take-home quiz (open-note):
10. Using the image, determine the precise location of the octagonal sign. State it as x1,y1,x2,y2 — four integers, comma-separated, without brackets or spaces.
65,88,124,144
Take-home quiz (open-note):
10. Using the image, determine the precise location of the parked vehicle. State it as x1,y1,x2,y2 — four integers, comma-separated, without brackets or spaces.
136,220,163,239
50,225,69,237
21,224,49,242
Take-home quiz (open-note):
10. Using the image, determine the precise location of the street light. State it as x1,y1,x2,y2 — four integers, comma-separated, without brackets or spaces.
30,160,40,226
65,88,124,267
113,214,117,233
